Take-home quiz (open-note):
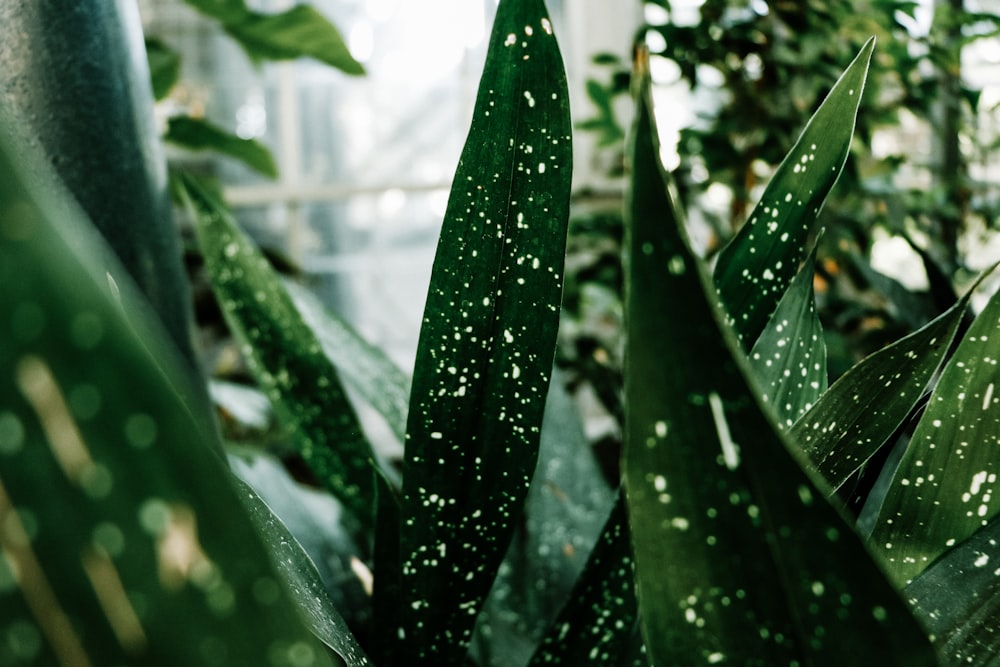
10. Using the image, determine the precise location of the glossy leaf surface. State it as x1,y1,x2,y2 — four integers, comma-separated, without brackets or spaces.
0,116,337,667
398,0,572,663
748,247,827,428
623,72,936,666
713,38,874,350
871,288,1000,586
790,289,971,491
181,174,382,527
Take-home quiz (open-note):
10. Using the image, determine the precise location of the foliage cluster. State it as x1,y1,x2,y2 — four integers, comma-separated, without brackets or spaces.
0,1,998,667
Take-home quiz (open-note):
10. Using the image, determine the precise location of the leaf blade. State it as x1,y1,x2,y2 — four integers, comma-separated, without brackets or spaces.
713,37,874,350
397,1,572,663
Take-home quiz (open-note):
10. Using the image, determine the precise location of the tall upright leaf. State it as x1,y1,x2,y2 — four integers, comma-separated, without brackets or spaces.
713,38,874,350
398,0,572,663
623,65,936,666
0,115,338,667
871,288,1000,586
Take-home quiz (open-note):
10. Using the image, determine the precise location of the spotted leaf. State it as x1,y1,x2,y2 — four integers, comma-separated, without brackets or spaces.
397,0,572,663
714,37,874,351
623,64,936,666
748,246,827,428
871,286,1000,587
179,173,387,528
789,283,976,492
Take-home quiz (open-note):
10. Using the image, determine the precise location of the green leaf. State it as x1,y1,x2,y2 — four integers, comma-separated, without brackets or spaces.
0,115,337,666
397,0,572,663
179,0,248,24
905,515,1000,667
224,6,365,75
623,69,936,666
165,116,278,178
526,494,638,667
284,280,410,443
748,246,827,428
145,38,181,100
713,37,874,350
789,287,973,492
178,173,383,528
232,475,371,666
870,287,1000,586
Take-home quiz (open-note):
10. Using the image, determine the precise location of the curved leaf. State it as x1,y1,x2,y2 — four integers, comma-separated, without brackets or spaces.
166,116,277,178
397,0,572,663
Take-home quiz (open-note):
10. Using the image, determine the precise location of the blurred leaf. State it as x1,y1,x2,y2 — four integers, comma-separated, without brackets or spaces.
526,494,638,667
789,283,975,492
906,515,1000,667
0,115,338,666
145,38,181,100
179,0,248,24
166,116,277,178
178,173,384,528
870,287,1000,586
232,473,371,666
623,68,936,666
284,280,410,443
224,6,365,75
396,0,572,663
749,247,828,428
713,37,874,350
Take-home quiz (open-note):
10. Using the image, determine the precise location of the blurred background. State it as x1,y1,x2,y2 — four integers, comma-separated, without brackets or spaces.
139,0,1000,450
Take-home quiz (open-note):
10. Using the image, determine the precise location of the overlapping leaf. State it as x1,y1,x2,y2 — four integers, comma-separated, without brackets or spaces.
748,247,827,428
713,38,874,350
871,287,1000,586
623,64,936,666
790,288,973,491
396,0,572,663
0,116,338,667
180,174,384,528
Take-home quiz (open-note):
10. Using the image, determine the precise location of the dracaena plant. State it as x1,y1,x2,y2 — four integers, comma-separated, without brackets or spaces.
0,1,998,666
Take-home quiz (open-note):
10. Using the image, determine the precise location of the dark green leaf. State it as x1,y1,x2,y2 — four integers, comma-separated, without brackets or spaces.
713,38,874,350
0,115,337,666
623,69,936,666
790,277,977,493
224,6,365,75
397,0,572,663
906,515,1000,667
870,286,1000,586
748,247,827,428
284,280,410,443
145,38,181,100
178,173,383,528
166,116,278,178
